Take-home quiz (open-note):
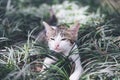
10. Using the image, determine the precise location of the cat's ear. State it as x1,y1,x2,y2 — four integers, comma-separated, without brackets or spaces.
69,21,80,37
43,21,53,36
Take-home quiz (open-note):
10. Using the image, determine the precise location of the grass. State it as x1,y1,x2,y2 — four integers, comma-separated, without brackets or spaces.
78,17,120,80
0,0,120,80
0,17,120,80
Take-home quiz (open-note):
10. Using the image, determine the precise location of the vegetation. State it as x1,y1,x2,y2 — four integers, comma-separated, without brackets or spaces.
0,0,120,80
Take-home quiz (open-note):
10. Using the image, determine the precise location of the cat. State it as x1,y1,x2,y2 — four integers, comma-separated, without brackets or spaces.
42,21,83,80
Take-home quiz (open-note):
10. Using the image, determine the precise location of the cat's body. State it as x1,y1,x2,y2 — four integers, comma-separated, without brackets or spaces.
42,21,83,80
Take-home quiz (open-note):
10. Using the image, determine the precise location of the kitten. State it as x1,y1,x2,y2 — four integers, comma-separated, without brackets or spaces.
42,21,83,80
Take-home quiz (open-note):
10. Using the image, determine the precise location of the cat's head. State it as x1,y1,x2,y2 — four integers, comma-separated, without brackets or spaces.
43,21,80,53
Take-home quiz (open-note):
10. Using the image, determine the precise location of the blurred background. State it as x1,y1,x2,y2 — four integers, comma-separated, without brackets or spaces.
0,0,120,48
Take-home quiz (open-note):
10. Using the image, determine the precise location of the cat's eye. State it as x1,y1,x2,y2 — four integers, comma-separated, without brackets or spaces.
50,38,55,40
61,38,67,41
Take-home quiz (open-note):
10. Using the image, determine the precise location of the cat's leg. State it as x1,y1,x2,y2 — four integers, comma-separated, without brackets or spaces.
42,57,56,71
69,54,83,80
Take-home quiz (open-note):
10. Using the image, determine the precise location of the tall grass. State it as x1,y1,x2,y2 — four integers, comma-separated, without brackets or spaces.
0,29,73,80
78,18,120,80
0,18,120,80
0,0,120,80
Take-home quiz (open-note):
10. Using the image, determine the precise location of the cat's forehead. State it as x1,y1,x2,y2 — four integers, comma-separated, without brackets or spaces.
46,25,77,44
51,25,70,37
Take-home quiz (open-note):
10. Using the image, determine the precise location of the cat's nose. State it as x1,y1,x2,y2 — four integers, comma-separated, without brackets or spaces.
55,44,59,49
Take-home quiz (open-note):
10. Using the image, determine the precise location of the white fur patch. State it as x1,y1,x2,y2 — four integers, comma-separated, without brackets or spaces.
48,32,72,55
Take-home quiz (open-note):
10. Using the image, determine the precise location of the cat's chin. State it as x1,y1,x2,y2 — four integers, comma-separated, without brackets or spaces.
53,49,62,53
51,47,62,53
54,50,61,53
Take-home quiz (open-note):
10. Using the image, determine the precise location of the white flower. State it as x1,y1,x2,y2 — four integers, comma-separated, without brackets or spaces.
52,1,89,24
52,1,105,24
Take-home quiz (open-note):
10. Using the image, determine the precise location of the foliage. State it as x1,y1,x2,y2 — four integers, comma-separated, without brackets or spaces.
0,0,120,80
52,1,105,24
0,0,47,48
78,17,120,79
0,17,120,80
100,0,120,15
0,33,72,80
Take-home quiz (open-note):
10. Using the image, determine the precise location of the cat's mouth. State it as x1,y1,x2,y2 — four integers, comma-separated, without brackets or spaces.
54,48,62,52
